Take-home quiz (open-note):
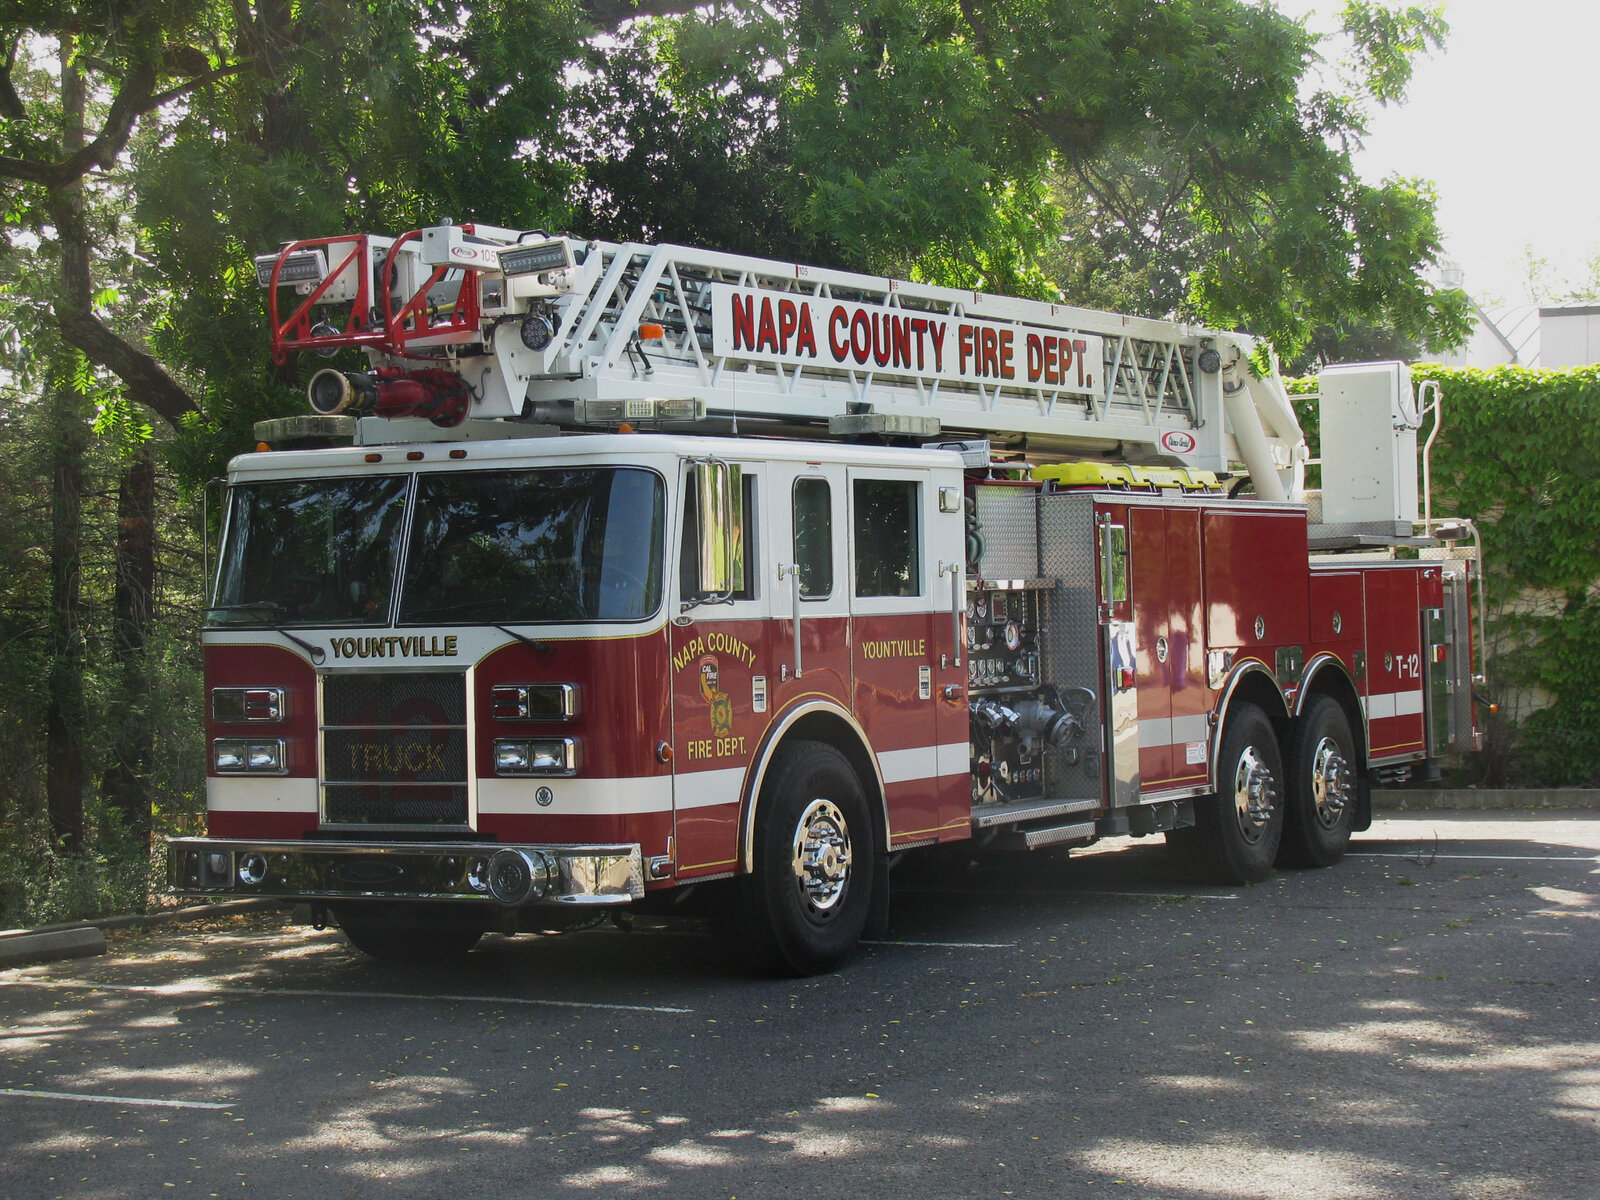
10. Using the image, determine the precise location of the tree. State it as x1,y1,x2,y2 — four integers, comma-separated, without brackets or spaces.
571,0,1470,357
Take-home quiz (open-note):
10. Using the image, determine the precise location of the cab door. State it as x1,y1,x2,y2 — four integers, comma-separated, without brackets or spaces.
847,467,968,846
766,460,852,713
669,461,772,881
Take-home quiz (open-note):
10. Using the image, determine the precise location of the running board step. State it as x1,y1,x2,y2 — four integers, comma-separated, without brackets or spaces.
971,797,1102,830
992,819,1099,851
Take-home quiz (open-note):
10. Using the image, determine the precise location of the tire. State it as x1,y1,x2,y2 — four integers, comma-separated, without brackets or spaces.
1278,695,1358,868
723,740,874,977
1193,702,1284,884
333,902,487,961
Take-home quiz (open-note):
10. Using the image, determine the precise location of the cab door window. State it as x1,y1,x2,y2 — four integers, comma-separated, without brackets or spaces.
853,478,921,598
792,477,833,599
679,471,757,602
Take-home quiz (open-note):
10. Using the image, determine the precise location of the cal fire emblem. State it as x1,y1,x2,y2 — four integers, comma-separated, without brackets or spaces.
699,655,733,737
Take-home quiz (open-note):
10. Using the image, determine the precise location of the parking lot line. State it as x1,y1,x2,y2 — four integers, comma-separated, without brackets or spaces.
1351,851,1600,863
864,939,1016,949
14,978,693,1015
1076,890,1240,901
0,1087,235,1111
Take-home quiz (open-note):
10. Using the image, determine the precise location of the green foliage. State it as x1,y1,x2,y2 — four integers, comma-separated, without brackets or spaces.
0,0,1509,922
1406,365,1600,785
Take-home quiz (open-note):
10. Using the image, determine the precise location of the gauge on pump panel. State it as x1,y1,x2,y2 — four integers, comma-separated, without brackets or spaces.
970,593,989,622
1003,621,1022,651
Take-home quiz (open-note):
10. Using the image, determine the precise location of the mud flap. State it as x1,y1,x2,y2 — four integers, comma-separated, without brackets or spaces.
865,852,891,940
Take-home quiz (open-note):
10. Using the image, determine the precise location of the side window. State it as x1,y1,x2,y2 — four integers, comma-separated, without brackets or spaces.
853,478,921,598
792,477,833,599
680,471,758,601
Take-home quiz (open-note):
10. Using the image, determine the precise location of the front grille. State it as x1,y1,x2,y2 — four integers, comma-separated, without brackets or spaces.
321,672,469,826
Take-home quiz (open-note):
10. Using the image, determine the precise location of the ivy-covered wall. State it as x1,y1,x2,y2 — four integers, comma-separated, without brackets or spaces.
1294,365,1600,786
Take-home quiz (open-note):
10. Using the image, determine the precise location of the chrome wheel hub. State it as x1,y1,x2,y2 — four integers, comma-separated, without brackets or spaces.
1310,736,1352,830
1231,746,1279,845
792,798,852,912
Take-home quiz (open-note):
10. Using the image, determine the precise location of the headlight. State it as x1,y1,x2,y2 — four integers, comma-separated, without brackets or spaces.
213,738,288,774
494,737,580,776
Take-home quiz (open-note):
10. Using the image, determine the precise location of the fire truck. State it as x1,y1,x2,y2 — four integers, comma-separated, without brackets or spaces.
167,222,1482,974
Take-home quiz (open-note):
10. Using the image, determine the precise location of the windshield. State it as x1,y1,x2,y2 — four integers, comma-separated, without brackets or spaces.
207,467,666,629
400,467,664,624
208,476,408,627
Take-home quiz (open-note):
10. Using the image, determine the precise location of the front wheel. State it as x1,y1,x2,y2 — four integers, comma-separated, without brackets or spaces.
722,740,874,977
1278,696,1358,867
1193,702,1284,884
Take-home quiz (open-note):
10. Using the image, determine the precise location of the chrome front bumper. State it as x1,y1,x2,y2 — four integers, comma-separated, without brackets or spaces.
166,838,645,907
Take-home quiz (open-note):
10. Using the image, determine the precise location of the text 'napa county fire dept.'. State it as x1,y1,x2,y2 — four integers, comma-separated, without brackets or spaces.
675,631,758,762
710,284,1103,392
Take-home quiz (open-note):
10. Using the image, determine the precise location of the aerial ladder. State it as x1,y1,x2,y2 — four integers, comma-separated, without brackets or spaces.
257,222,1308,499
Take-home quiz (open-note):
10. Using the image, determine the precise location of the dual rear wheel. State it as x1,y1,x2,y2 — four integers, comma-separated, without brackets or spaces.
1171,695,1357,884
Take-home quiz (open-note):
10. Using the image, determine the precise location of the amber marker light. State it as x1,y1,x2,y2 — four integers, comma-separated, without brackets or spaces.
639,323,666,340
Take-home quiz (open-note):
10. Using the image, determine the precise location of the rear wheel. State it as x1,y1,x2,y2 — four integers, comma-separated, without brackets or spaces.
1193,702,1284,884
722,740,874,977
1278,696,1358,867
333,902,487,961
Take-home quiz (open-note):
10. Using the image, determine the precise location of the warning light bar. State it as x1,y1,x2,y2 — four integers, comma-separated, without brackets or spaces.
572,397,706,425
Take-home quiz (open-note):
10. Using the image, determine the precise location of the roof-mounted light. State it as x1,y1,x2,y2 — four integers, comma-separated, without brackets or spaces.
499,239,574,278
254,249,328,289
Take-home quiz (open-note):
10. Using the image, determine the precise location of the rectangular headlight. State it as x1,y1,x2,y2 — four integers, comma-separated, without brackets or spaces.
494,737,580,776
213,738,288,774
212,687,287,722
491,684,581,722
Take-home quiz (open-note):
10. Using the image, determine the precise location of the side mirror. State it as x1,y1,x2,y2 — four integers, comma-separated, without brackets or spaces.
693,459,742,599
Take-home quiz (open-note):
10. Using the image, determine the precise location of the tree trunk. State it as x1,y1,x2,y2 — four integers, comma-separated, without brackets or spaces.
44,36,91,855
45,366,90,855
104,445,157,847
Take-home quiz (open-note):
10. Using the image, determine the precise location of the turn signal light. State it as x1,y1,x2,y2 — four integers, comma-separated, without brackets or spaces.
212,687,286,722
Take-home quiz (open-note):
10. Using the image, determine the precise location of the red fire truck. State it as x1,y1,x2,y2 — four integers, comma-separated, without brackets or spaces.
167,223,1482,974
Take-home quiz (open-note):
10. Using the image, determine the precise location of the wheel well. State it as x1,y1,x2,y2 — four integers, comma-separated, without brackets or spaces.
1222,666,1291,735
1211,666,1290,792
741,708,888,873
1299,660,1368,764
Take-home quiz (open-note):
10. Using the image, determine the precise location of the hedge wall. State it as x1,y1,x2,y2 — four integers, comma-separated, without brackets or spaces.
1294,364,1600,786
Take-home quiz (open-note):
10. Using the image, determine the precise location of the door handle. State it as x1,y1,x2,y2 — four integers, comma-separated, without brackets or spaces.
777,563,803,678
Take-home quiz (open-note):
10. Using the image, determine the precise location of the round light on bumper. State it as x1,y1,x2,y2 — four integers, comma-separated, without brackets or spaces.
486,849,553,907
238,852,268,886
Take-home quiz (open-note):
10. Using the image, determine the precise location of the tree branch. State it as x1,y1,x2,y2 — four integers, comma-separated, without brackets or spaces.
0,54,246,192
45,187,200,431
0,34,26,121
577,0,712,29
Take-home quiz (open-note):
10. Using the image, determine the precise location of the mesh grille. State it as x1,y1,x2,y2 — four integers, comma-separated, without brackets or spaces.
321,672,469,826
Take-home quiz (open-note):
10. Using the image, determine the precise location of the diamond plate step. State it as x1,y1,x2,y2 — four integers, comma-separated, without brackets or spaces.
991,819,1099,851
971,796,1102,830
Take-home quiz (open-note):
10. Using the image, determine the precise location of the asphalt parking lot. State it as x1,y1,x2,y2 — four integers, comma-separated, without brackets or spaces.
2,809,1597,1200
